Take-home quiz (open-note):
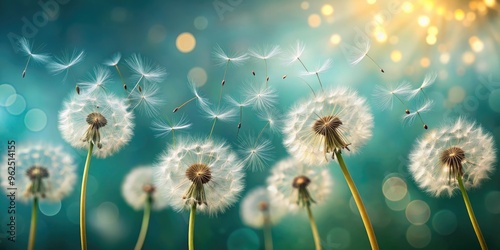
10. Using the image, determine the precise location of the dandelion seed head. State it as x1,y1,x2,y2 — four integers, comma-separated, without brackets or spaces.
47,49,86,75
244,85,278,112
409,117,496,197
345,38,371,65
79,66,112,96
249,45,281,60
403,100,433,127
267,157,332,211
373,82,412,111
126,53,166,84
104,52,122,67
1,144,76,202
283,87,373,165
156,138,245,215
240,187,286,228
58,92,134,158
286,41,306,64
18,37,50,63
201,104,237,122
151,115,191,138
238,134,274,171
213,44,249,66
301,58,333,76
122,166,169,211
129,83,164,117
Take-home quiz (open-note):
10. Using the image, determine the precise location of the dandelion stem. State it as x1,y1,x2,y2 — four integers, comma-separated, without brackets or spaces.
188,203,197,250
298,78,316,97
306,204,321,250
335,151,379,250
114,65,128,90
174,97,198,113
134,195,152,250
237,106,243,138
364,53,385,73
80,142,94,250
208,117,218,140
264,59,269,88
457,174,487,250
297,57,309,73
393,94,410,112
254,121,270,147
314,72,324,92
28,197,38,250
217,61,230,109
263,211,273,250
420,89,430,101
23,55,32,78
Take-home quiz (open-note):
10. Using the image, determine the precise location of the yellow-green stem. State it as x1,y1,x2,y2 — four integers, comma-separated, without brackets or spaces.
335,151,379,250
134,196,152,250
306,204,321,250
457,174,488,250
188,203,197,250
80,143,94,250
263,212,273,250
28,197,38,250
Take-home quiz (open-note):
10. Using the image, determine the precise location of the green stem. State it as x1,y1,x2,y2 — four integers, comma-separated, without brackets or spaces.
335,151,379,250
80,143,94,250
306,204,321,250
28,197,38,250
263,212,273,250
188,203,197,250
134,196,152,250
457,174,488,250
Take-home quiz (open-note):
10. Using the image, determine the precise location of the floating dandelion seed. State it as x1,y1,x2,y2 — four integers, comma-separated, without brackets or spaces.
300,58,332,91
201,103,237,138
173,80,210,113
17,37,50,78
226,96,252,136
1,144,76,250
151,114,191,145
373,82,412,114
125,53,166,95
249,45,281,84
129,82,164,117
285,41,326,91
244,84,278,112
285,40,306,65
156,137,245,249
343,37,384,73
283,87,373,165
267,157,331,250
240,187,286,250
409,118,496,249
47,49,86,81
78,66,112,96
238,134,274,171
104,52,128,90
408,72,437,100
122,166,168,250
403,100,432,129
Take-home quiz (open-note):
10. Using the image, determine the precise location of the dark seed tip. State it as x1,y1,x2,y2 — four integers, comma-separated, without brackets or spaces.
424,124,428,129
173,107,179,113
381,69,385,73
405,109,410,114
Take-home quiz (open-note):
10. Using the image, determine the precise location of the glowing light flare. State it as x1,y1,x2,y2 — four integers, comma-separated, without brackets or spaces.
426,35,437,45
321,4,334,16
462,51,476,64
301,1,309,10
330,34,341,45
390,50,402,62
418,16,430,27
469,36,484,52
455,9,465,20
427,26,438,35
420,57,430,68
402,2,414,13
374,27,387,43
308,14,321,28
484,0,496,7
367,0,376,4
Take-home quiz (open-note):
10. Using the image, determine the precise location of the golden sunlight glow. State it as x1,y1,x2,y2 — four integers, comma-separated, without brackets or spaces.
374,27,387,43
462,51,476,64
321,4,334,16
301,1,309,10
308,14,321,28
176,32,196,53
484,0,496,7
418,16,430,27
420,57,430,68
428,26,438,35
469,36,484,52
330,34,341,45
455,9,465,20
402,2,414,13
426,35,437,45
391,50,402,62
367,0,376,4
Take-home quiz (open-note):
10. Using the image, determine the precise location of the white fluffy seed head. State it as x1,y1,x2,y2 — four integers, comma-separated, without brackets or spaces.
267,157,332,211
240,187,286,228
58,92,135,158
155,137,245,215
237,134,274,172
1,144,77,202
122,166,169,211
283,87,374,165
409,117,496,197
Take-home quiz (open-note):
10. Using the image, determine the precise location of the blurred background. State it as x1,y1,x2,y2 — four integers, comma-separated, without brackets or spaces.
1,0,500,249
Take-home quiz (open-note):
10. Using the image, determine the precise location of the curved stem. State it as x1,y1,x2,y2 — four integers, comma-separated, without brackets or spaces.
188,203,197,250
314,73,324,92
254,121,270,147
457,175,488,250
208,117,218,140
114,65,128,90
263,211,273,250
134,196,152,250
335,151,379,250
28,197,38,250
80,143,94,250
306,204,321,250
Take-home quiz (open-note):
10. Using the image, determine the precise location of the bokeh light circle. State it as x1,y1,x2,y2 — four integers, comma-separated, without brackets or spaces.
148,24,166,43
405,200,431,225
432,209,457,235
485,191,500,214
176,32,196,53
488,90,500,113
321,5,334,16
325,227,351,249
96,202,119,223
448,86,466,104
308,14,321,28
39,200,62,216
382,176,407,201
227,228,259,250
24,108,47,131
66,201,80,225
0,84,16,106
385,192,411,211
6,94,26,115
406,224,431,248
188,67,208,87
330,34,341,45
194,16,208,30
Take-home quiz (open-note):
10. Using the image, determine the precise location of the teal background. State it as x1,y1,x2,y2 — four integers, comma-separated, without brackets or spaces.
1,0,500,249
